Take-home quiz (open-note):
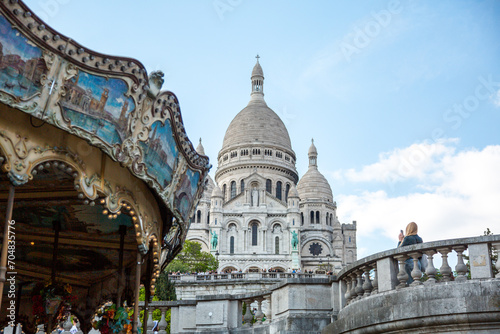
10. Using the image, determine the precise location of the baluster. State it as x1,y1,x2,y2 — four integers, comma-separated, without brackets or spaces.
137,313,142,332
243,299,254,326
424,250,438,284
74,321,83,334
350,273,357,302
158,307,168,334
146,308,154,334
62,315,72,334
362,266,373,296
491,242,500,278
437,247,452,282
408,252,423,286
355,270,364,299
35,325,45,334
344,276,352,304
370,264,378,295
394,254,409,289
255,298,264,322
453,246,468,282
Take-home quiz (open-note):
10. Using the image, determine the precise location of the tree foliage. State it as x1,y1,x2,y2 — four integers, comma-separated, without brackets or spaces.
165,240,218,273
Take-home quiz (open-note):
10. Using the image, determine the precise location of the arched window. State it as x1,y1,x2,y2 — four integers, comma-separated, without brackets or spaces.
316,211,320,224
197,210,201,223
276,181,282,200
207,212,210,225
275,236,280,254
230,181,236,199
301,212,304,226
266,179,272,193
240,180,245,193
222,184,227,200
230,236,235,254
330,213,333,226
310,211,314,224
285,183,290,202
326,212,329,226
251,223,258,246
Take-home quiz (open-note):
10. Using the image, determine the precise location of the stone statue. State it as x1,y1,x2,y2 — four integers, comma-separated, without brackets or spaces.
147,70,164,97
251,187,259,206
211,230,218,250
291,230,298,250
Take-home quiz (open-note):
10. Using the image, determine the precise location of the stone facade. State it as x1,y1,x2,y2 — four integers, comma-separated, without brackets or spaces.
187,59,356,273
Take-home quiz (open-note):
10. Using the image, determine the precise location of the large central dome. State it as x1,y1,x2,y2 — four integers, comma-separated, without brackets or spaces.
222,99,292,151
221,59,292,153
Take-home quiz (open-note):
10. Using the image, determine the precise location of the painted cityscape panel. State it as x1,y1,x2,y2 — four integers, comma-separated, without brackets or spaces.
0,13,47,99
60,70,135,145
175,168,200,220
139,120,179,188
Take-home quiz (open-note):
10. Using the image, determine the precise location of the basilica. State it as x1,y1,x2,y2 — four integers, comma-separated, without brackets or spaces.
188,59,357,273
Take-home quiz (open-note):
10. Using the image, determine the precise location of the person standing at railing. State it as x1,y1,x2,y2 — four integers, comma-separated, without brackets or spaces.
398,222,423,284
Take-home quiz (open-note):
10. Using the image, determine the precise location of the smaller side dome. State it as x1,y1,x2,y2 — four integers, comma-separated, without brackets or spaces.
196,138,206,155
211,184,223,198
297,140,334,202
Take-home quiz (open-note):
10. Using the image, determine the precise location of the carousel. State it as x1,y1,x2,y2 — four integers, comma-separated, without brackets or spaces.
0,1,210,333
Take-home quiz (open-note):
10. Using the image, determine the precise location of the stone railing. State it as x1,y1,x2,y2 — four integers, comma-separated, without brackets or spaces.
169,272,327,282
138,301,173,334
326,235,500,334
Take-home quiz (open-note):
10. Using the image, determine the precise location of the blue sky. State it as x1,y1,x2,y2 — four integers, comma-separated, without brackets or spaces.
24,0,500,258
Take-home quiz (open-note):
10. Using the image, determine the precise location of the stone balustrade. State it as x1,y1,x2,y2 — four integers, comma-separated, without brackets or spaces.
169,272,327,282
326,235,500,333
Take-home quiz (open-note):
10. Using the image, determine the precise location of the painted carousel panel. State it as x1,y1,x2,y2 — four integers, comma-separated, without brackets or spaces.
0,13,47,100
60,70,135,146
138,120,179,188
174,168,200,221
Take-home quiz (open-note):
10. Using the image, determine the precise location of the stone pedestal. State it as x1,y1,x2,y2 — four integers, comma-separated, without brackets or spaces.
291,250,300,269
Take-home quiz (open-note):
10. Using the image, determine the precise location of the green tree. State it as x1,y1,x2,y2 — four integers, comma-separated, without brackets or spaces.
156,271,176,301
166,240,218,273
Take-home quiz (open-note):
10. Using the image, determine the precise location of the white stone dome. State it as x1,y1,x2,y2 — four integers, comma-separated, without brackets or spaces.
297,140,333,202
221,99,292,151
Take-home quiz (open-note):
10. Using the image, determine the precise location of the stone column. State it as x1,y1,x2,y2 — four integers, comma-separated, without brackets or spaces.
255,298,264,322
376,257,398,292
355,270,364,299
424,250,438,284
407,252,423,286
437,247,452,282
158,307,168,334
243,299,254,327
362,266,373,296
453,246,468,282
394,254,409,289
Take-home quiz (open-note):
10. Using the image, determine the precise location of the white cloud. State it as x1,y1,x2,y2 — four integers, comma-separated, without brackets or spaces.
115,97,124,104
335,138,458,184
335,143,500,255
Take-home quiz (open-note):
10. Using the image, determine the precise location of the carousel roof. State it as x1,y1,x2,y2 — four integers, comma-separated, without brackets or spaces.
0,0,210,320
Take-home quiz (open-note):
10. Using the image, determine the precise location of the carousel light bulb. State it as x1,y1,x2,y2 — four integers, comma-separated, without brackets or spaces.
100,199,105,204
117,211,121,215
130,210,135,215
103,209,108,215
136,232,141,237
132,216,137,222
134,223,139,228
108,214,113,219
126,206,131,210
